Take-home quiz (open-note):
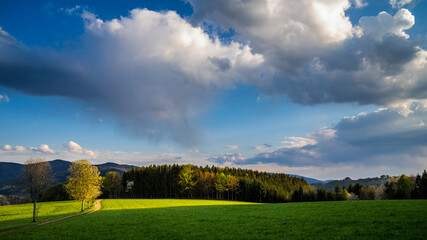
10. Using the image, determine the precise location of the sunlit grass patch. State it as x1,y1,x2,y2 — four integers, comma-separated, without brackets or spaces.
102,199,258,210
0,200,90,231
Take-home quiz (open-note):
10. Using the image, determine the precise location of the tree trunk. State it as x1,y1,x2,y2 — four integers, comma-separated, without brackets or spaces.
33,200,37,222
81,200,84,211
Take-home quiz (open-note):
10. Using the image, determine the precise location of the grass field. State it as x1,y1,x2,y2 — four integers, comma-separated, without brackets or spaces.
1,199,426,239
0,200,92,232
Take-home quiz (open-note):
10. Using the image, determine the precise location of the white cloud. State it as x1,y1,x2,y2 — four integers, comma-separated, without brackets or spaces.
63,141,97,158
14,145,26,152
390,0,412,8
0,94,9,103
83,149,98,159
359,8,414,40
251,143,272,152
29,144,56,154
209,153,246,164
63,141,83,154
281,137,318,149
2,144,56,154
251,146,265,151
190,0,354,46
224,145,239,150
2,145,12,150
37,144,56,154
352,0,368,8
60,5,81,15
189,0,354,74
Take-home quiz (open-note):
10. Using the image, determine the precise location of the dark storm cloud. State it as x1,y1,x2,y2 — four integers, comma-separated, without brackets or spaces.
245,104,427,169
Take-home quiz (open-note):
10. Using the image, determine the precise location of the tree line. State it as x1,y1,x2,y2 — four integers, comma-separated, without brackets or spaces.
33,158,427,209
118,164,309,203
291,171,427,202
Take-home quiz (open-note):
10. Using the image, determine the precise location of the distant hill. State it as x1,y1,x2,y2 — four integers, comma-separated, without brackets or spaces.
311,176,390,191
96,162,137,176
288,174,333,184
0,159,137,197
0,162,23,183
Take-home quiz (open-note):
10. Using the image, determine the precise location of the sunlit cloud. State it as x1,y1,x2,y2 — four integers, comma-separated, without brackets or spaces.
63,141,98,159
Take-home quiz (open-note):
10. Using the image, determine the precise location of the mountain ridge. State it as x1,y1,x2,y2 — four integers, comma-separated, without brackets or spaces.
0,159,138,196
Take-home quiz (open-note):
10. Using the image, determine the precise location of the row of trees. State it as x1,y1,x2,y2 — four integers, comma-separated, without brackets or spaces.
23,158,102,222
383,172,427,199
290,171,427,202
120,164,309,203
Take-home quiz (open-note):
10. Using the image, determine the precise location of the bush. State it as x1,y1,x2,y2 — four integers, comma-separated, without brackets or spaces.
360,186,376,200
39,183,71,202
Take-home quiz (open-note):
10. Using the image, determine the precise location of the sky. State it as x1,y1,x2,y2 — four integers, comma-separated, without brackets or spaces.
1,0,427,180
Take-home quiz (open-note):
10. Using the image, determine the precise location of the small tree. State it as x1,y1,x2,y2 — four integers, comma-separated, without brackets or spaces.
178,165,197,198
24,158,51,222
396,174,412,199
65,160,101,211
215,173,229,199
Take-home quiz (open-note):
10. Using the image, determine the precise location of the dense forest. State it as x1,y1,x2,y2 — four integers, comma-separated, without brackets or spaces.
120,164,308,203
117,166,427,203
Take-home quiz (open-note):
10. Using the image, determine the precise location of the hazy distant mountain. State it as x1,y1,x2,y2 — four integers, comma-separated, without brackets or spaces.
288,174,333,184
96,162,137,176
0,159,137,197
0,162,23,183
311,176,390,191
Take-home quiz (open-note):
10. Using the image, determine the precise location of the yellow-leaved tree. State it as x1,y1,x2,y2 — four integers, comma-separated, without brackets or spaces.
65,160,102,211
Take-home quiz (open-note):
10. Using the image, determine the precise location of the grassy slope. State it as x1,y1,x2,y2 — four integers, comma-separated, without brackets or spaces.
2,199,427,239
0,201,91,231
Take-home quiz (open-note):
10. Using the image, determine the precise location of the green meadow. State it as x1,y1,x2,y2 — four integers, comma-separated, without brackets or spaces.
1,199,426,239
0,200,91,231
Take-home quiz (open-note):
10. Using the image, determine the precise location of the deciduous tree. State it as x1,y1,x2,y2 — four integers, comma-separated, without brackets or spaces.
178,165,197,198
24,158,51,222
65,160,102,211
396,174,412,199
215,173,229,199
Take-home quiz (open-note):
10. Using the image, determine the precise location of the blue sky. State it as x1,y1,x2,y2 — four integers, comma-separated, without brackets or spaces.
1,0,427,179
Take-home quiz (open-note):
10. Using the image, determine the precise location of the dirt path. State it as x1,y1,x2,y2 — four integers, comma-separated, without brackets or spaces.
87,199,102,214
0,199,102,235
39,199,102,224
